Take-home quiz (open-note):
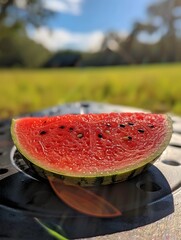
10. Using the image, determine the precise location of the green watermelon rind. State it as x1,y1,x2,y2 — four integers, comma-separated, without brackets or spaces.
11,114,173,186
19,152,158,186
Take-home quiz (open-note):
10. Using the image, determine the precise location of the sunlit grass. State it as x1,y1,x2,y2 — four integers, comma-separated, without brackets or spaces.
0,63,181,119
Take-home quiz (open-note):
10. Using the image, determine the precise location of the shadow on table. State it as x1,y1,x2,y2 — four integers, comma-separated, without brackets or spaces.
0,164,174,239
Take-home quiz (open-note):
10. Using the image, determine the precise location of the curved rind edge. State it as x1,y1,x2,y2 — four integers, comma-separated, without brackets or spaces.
22,153,155,186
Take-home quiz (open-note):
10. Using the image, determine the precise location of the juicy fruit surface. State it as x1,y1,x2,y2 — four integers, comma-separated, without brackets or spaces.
11,113,172,177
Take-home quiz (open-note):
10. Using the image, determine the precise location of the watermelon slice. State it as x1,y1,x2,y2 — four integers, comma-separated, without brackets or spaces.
11,113,172,186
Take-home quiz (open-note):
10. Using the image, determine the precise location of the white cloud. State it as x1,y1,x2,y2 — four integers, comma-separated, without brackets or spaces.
15,0,84,15
43,0,84,15
28,27,104,52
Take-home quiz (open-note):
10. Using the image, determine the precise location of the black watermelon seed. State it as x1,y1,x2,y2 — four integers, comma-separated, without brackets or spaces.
69,127,74,131
119,124,125,128
128,122,134,126
138,129,145,133
59,126,65,129
77,133,83,138
123,136,132,140
40,131,47,135
98,133,103,138
148,125,154,128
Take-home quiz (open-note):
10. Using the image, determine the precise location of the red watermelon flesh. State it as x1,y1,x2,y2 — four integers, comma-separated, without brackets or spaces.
11,113,172,178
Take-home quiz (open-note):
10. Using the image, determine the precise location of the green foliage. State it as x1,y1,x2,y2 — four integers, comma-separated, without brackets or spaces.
0,63,181,119
0,0,52,68
0,0,54,27
81,51,123,66
0,27,51,67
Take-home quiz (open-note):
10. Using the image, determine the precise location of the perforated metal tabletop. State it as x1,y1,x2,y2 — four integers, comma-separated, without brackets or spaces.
0,102,181,240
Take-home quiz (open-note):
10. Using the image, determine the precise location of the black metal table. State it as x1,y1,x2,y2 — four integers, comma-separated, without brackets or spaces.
0,102,181,240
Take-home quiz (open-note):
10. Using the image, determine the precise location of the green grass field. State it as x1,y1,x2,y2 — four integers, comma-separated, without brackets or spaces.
0,63,181,119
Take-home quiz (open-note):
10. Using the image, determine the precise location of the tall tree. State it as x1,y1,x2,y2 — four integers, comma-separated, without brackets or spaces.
134,0,181,62
0,0,54,67
0,0,53,27
147,0,181,61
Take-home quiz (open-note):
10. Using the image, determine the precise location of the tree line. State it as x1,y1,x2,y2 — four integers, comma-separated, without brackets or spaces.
0,0,181,68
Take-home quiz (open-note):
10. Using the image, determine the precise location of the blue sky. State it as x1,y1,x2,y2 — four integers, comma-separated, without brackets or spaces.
28,0,155,52
48,0,152,32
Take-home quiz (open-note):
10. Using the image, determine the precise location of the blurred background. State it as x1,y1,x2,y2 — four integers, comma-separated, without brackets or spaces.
0,0,181,119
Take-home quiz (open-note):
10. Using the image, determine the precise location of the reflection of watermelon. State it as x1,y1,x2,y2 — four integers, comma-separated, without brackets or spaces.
11,113,172,186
